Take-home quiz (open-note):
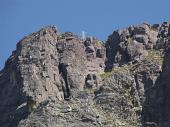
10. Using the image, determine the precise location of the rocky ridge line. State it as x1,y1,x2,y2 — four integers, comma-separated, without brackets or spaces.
0,21,170,127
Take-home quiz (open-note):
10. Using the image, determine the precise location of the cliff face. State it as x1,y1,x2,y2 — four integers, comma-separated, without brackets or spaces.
0,26,106,127
0,21,170,127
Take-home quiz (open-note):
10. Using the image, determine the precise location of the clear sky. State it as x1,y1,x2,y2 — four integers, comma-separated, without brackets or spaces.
0,0,170,69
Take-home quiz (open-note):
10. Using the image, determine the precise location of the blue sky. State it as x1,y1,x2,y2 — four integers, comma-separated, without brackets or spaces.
0,0,170,69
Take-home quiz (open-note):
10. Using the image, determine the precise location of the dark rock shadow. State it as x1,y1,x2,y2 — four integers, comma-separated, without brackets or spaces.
0,69,30,127
141,48,170,127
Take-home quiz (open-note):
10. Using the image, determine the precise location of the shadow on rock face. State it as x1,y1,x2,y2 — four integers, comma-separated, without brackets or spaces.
0,70,30,127
141,47,170,127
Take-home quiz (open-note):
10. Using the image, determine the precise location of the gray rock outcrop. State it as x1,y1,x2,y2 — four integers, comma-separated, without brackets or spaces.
0,21,170,127
105,23,161,70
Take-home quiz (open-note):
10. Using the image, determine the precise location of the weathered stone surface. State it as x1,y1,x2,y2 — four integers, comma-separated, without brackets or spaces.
85,74,99,89
97,49,163,126
155,22,170,50
95,71,140,127
1,21,170,127
105,22,169,71
0,26,89,127
145,46,170,127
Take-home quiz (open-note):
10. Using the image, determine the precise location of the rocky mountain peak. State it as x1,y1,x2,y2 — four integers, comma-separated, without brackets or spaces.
0,21,170,127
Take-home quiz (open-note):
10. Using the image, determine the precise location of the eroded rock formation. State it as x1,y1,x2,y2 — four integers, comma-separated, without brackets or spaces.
0,21,170,127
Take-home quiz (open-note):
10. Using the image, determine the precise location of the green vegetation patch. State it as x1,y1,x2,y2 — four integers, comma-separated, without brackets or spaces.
100,49,164,80
145,49,164,65
100,71,113,80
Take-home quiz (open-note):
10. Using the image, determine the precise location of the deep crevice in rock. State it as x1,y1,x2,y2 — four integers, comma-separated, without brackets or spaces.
58,63,71,100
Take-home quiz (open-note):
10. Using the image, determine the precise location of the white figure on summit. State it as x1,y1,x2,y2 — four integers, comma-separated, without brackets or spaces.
82,31,87,40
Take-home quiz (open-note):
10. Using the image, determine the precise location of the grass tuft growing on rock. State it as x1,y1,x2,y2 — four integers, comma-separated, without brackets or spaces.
100,71,113,80
145,49,164,65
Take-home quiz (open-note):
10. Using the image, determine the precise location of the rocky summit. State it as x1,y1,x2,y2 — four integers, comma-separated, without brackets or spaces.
0,21,170,127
